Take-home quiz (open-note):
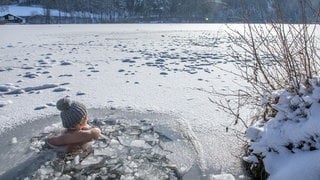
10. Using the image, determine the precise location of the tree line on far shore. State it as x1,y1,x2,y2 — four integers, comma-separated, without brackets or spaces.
1,0,320,23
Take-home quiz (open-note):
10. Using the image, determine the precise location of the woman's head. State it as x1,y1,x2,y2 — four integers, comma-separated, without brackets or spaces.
56,97,88,129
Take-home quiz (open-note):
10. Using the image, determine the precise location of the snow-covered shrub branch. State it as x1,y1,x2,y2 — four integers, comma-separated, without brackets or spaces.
210,0,320,179
229,22,320,97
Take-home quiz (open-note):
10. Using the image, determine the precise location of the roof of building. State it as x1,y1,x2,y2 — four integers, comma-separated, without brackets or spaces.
0,5,60,17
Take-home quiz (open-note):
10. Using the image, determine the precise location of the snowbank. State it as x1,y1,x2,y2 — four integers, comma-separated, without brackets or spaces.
245,78,320,179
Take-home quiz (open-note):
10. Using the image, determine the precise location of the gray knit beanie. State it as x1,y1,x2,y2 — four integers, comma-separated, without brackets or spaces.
56,97,88,128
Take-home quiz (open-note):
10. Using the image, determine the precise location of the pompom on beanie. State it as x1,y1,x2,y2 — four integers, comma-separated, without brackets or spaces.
56,97,88,128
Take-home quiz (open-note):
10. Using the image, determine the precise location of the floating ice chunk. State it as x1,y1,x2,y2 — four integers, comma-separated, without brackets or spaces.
110,139,120,146
130,140,152,149
11,137,17,144
37,167,54,175
94,147,116,156
104,126,116,133
100,167,108,174
59,174,72,180
74,155,80,165
43,123,62,133
125,126,141,135
54,172,62,177
118,136,135,146
30,138,45,151
210,173,235,180
142,134,159,145
81,155,103,166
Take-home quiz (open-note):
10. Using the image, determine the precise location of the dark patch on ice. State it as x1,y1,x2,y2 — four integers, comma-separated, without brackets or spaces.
23,72,39,79
46,102,56,107
60,82,70,86
21,66,34,70
24,84,59,92
53,87,68,92
58,74,73,77
6,67,14,71
60,61,72,66
38,59,49,65
91,69,99,73
76,91,86,96
1,84,62,96
122,59,136,63
5,89,25,95
34,106,47,110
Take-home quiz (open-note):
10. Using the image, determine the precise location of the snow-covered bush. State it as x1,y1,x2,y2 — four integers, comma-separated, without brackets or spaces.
244,78,320,179
212,0,320,179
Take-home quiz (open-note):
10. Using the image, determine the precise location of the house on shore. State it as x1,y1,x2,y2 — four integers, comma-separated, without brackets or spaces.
0,14,25,24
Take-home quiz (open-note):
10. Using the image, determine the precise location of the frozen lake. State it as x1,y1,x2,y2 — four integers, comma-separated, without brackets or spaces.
0,24,247,179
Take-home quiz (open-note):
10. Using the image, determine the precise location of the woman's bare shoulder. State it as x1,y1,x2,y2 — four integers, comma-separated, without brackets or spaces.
67,127,101,143
80,127,101,140
46,127,101,146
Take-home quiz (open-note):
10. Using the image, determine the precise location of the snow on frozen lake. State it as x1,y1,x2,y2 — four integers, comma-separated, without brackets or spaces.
0,24,248,178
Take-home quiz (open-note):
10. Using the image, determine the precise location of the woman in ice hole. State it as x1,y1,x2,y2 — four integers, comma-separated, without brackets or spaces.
46,97,101,152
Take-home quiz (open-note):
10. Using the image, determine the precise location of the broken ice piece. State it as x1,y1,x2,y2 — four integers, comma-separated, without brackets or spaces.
94,147,116,156
81,155,103,166
11,137,18,144
210,173,235,180
110,139,120,146
118,136,135,146
73,155,80,165
130,140,152,149
126,126,141,135
142,134,159,145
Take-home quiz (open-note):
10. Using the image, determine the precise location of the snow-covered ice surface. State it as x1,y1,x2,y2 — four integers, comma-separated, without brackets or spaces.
0,24,247,179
